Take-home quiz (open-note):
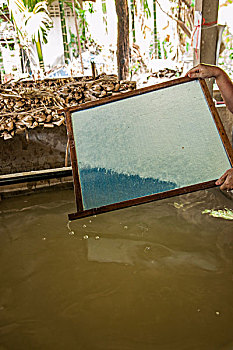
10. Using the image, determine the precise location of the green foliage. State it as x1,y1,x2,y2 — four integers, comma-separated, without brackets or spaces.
162,40,173,58
220,0,233,6
228,48,233,60
101,0,107,32
7,0,52,69
149,37,162,58
129,60,141,75
140,0,151,19
68,28,78,57
68,27,101,57
218,25,233,78
162,40,168,59
65,0,93,39
76,6,88,37
8,0,53,45
88,2,94,13
101,0,106,14
221,26,233,59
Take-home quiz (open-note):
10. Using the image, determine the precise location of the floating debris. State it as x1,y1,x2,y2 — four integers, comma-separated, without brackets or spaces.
144,246,151,252
174,202,184,209
202,208,233,220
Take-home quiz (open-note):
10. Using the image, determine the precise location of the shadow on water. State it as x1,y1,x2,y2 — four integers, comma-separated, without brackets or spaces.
0,187,233,350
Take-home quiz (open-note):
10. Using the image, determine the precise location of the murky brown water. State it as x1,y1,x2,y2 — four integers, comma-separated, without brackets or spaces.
0,188,233,350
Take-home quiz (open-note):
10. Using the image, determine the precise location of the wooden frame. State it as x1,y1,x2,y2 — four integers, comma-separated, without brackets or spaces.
64,77,233,220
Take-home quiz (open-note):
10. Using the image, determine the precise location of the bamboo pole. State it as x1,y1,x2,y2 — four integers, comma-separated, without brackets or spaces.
130,0,136,43
71,0,84,75
58,0,70,64
153,0,161,59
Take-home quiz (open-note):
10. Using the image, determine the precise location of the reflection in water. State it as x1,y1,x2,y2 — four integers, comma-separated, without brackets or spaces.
87,237,219,272
87,237,148,265
0,188,233,350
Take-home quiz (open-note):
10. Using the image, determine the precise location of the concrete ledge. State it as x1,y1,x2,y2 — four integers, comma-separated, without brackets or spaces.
0,166,72,185
0,167,74,200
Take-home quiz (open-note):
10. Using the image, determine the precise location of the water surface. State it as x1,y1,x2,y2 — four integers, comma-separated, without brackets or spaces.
0,188,233,350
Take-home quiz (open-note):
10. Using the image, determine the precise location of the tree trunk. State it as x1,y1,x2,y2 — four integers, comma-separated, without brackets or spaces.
58,0,70,64
115,0,129,80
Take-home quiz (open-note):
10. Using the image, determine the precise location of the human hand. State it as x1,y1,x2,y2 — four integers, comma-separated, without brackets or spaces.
186,64,221,79
215,168,233,190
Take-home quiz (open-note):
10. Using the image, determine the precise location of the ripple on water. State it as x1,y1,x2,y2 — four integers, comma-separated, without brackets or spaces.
0,188,233,350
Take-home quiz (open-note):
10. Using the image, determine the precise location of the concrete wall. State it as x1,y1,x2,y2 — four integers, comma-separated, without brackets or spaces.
0,126,69,175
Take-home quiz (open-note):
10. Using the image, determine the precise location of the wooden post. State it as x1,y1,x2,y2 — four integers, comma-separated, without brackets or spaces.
194,0,219,94
91,61,96,79
115,0,129,81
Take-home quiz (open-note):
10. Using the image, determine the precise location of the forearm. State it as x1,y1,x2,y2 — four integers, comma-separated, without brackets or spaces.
215,70,233,114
